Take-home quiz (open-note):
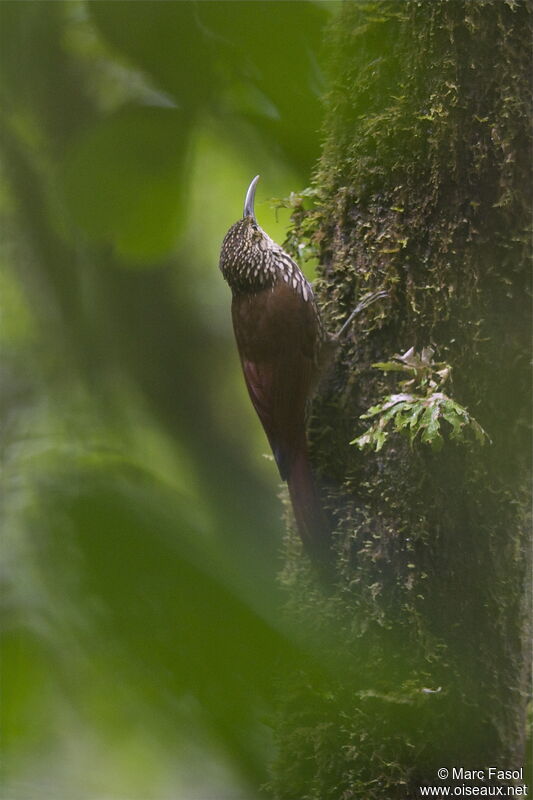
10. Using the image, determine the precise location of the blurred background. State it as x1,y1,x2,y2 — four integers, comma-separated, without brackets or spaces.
0,2,338,797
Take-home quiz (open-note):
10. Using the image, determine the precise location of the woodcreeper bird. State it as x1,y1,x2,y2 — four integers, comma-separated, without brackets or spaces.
220,176,384,564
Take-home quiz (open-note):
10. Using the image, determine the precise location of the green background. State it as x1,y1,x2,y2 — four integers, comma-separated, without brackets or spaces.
0,2,340,797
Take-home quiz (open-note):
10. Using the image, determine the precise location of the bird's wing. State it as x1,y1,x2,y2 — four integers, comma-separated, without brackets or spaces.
240,357,286,473
232,283,319,480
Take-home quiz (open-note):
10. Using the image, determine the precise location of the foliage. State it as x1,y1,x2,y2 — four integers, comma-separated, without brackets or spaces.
0,1,334,797
272,186,323,265
352,347,489,452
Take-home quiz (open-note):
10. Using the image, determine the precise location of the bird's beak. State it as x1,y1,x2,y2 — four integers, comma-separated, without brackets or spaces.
243,175,260,220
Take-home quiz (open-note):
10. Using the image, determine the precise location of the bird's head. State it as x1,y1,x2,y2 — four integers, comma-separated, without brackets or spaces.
219,175,279,291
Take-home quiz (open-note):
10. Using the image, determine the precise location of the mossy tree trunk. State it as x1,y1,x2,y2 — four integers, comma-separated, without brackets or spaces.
272,2,531,797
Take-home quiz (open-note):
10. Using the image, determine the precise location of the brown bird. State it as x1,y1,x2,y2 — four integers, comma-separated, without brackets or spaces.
220,176,384,564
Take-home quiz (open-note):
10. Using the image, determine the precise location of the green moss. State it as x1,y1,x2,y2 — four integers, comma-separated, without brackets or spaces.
272,2,532,797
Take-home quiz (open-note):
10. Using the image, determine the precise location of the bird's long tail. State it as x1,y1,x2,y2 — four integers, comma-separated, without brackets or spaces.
286,444,330,566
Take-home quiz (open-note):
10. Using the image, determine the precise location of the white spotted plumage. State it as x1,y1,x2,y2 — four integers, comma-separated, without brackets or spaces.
219,217,315,306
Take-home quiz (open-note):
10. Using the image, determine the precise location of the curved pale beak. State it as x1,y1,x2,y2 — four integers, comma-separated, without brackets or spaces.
243,174,260,220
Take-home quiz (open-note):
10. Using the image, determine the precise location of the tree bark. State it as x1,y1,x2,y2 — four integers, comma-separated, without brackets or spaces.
272,2,532,797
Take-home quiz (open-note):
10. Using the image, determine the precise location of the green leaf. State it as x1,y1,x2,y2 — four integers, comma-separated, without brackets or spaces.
62,107,189,263
372,360,411,373
393,407,416,432
408,401,425,431
421,399,442,440
353,388,489,454
442,404,466,438
360,402,386,420
424,397,444,444
356,348,490,453
351,432,372,450
374,428,389,452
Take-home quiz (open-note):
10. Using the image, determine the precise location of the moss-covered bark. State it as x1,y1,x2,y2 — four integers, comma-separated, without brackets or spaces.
271,2,531,797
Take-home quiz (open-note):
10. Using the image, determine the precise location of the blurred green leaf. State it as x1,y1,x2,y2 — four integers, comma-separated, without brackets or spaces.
28,458,302,782
0,0,333,793
89,2,212,109
62,107,188,262
89,1,328,173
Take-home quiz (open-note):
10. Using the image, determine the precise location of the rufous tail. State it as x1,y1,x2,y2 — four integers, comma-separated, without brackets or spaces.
286,445,331,566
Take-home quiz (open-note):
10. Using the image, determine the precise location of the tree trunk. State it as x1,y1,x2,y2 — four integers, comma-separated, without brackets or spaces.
272,2,531,797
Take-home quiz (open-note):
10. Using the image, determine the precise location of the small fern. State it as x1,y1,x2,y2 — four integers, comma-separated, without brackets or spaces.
352,347,489,453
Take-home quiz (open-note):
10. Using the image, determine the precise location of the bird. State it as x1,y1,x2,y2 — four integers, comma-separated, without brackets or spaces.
219,175,385,565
